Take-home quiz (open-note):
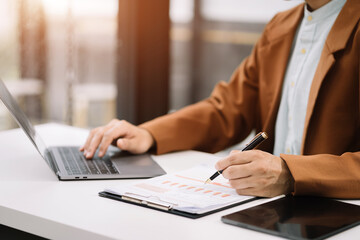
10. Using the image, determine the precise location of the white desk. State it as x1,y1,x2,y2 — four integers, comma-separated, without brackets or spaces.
0,123,358,240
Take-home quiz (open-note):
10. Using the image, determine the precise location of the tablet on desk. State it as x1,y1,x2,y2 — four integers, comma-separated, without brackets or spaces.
221,196,360,240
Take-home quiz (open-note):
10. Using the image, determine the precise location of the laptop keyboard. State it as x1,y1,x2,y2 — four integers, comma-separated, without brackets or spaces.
57,147,119,175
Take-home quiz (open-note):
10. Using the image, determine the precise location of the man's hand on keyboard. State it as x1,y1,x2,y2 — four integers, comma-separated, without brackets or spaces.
80,119,155,159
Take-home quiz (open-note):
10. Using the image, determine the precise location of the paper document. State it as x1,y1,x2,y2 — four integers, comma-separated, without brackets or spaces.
104,164,254,214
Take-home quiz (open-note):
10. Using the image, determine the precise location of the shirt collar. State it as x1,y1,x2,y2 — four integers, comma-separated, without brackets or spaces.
304,0,347,23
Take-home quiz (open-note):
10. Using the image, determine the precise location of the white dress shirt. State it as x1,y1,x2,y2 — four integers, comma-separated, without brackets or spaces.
273,0,347,156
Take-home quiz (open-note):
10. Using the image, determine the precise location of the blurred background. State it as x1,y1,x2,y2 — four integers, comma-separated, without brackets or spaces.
0,0,302,131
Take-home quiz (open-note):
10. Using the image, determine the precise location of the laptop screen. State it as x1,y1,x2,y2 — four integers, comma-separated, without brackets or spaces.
0,79,47,158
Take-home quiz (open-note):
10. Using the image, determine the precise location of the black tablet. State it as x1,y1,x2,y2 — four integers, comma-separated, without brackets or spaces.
221,196,360,240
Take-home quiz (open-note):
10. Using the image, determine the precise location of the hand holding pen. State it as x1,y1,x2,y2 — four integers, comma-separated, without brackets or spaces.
205,132,268,183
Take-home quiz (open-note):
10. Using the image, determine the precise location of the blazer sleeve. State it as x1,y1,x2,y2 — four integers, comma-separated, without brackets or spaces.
140,39,263,155
282,152,360,199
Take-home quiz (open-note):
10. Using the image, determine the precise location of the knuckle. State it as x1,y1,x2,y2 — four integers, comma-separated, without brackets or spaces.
236,189,245,195
109,118,118,124
257,165,268,175
246,150,258,158
224,166,240,180
226,166,237,177
243,150,257,161
90,128,98,135
230,150,240,155
103,131,112,140
115,119,128,129
119,119,128,125
94,131,104,139
93,126,104,134
252,149,261,154
228,155,237,165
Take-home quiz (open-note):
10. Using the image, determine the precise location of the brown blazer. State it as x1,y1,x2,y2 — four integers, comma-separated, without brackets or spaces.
141,0,360,199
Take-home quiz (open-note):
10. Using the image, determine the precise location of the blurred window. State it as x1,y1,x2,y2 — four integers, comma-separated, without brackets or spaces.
0,0,20,80
0,0,305,130
169,0,303,111
0,0,119,130
0,0,20,130
42,0,118,128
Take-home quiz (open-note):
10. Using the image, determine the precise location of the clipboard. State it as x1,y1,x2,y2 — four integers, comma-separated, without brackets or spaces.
98,164,256,219
99,191,256,219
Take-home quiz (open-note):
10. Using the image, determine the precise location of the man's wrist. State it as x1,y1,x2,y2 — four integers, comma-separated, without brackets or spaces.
281,158,295,194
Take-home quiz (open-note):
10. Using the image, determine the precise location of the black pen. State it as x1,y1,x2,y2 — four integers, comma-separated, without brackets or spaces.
204,132,268,184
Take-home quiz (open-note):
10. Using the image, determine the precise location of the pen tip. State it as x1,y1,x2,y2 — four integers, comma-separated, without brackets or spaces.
204,179,211,184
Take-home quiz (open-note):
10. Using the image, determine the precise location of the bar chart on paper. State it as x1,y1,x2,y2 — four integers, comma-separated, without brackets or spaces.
104,164,254,214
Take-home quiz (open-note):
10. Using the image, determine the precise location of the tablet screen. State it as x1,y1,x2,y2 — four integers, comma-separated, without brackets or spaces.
221,196,360,240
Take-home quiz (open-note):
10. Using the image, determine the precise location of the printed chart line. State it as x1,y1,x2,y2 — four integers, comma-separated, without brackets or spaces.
175,174,232,189
161,180,232,198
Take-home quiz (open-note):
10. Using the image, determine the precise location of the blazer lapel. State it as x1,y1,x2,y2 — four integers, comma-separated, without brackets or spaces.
301,0,360,153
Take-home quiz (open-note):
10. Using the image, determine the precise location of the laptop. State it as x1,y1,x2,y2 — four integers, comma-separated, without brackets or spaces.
0,79,166,180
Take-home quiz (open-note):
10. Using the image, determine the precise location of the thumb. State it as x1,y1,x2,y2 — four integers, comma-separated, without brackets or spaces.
117,138,143,154
117,138,129,151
